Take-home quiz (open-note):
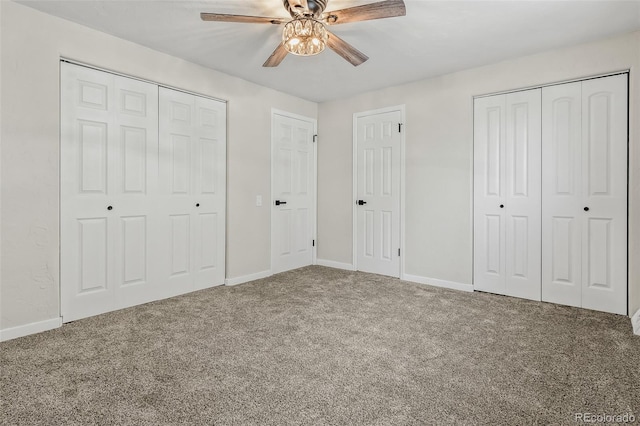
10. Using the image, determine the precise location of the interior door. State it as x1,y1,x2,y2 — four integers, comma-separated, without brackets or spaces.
61,62,159,322
271,111,316,274
474,95,507,294
580,75,628,315
158,87,227,296
542,81,583,308
355,109,402,278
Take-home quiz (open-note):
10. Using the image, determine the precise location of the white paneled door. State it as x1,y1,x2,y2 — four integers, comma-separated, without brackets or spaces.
474,89,542,301
271,111,316,274
542,74,628,315
159,87,227,297
475,74,628,314
61,63,226,322
541,81,582,308
61,63,160,321
355,109,402,278
473,95,507,295
505,90,542,300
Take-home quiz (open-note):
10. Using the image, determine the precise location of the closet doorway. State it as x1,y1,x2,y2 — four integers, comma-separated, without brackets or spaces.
60,62,227,322
473,73,629,315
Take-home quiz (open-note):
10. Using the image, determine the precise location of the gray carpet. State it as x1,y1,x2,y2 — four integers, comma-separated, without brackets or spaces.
1,266,638,425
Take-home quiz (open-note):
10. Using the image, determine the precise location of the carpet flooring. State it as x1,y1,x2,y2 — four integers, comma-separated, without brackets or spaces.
1,266,639,425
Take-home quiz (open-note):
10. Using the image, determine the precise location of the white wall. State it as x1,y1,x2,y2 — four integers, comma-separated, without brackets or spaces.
0,1,317,332
317,31,640,316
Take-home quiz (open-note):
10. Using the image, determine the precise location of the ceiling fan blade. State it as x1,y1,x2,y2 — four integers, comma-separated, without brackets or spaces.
200,13,287,25
263,43,289,67
326,31,369,66
323,0,406,25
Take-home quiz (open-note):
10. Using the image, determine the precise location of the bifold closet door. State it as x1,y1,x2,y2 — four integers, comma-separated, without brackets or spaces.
62,63,227,322
542,74,628,315
158,87,227,298
474,89,541,300
61,62,160,322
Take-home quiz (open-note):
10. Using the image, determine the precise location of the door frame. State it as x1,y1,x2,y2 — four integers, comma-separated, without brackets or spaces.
270,109,318,272
352,105,406,278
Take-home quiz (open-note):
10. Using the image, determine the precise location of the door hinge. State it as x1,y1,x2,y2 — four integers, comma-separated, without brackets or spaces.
398,123,403,133
313,134,318,143
398,248,401,256
313,239,315,247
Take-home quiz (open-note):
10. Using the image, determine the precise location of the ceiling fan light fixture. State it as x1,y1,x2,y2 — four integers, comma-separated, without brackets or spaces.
282,18,327,56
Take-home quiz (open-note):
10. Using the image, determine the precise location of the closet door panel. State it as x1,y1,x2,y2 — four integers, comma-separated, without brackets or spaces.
159,88,196,297
581,75,628,315
542,82,582,307
61,63,159,321
112,74,160,309
505,89,541,301
474,95,506,294
159,88,227,296
543,75,628,315
192,96,226,290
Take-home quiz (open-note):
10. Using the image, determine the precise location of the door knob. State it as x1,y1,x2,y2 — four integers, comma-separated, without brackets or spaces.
107,206,113,211
357,200,367,206
196,203,200,207
584,207,590,211
499,204,504,208
275,200,287,206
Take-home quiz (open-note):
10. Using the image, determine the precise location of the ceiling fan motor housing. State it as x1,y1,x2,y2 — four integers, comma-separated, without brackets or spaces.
284,0,328,18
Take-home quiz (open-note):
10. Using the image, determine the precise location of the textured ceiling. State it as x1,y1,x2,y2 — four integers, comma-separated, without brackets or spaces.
16,0,640,102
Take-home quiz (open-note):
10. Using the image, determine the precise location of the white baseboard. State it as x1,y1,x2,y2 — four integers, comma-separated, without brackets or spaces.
632,309,640,336
316,259,356,271
402,274,474,293
0,317,62,342
225,270,272,286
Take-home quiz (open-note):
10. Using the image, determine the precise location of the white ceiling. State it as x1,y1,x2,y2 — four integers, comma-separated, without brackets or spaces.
17,0,640,102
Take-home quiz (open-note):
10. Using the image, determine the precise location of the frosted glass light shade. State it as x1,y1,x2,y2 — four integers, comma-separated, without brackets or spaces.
282,18,328,56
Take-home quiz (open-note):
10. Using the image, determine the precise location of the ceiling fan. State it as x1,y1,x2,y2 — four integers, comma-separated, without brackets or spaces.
201,0,406,67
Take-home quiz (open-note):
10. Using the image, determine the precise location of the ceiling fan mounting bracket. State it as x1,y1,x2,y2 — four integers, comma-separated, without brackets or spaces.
283,0,329,18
